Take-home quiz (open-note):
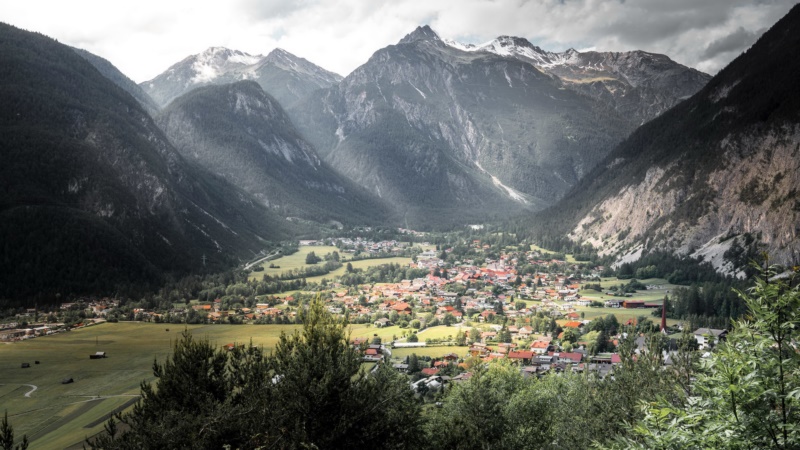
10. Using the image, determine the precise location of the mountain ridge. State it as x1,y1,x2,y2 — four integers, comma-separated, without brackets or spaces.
141,46,343,109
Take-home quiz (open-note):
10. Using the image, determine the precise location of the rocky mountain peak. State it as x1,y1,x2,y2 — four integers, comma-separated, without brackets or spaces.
399,25,441,45
494,35,536,50
262,48,342,82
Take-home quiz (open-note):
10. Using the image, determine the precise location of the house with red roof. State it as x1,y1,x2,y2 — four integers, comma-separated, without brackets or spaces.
508,350,534,364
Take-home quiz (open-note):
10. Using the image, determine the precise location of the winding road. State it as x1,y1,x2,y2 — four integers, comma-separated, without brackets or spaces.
23,384,37,397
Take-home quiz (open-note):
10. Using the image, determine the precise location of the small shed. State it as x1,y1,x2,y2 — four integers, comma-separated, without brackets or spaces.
89,351,107,359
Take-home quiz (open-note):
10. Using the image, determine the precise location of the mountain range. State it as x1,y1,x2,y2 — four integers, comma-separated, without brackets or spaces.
3,7,798,302
285,26,708,226
529,3,800,273
141,47,343,110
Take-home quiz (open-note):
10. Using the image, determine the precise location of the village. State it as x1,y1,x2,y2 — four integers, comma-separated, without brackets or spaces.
1,236,727,399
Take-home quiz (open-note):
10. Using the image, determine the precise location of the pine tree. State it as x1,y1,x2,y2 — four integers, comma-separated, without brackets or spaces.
1,412,28,450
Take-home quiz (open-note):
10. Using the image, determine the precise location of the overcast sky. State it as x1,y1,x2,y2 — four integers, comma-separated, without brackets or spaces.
1,0,796,83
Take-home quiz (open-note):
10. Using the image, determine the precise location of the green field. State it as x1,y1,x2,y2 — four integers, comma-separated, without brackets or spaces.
391,346,466,360
0,322,301,449
577,278,679,303
248,245,341,281
304,257,413,284
529,244,579,263
248,245,413,283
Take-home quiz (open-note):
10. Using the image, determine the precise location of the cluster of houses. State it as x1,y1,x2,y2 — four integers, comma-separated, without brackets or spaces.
299,237,409,255
377,323,728,395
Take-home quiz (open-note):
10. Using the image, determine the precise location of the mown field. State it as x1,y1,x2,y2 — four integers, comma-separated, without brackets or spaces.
0,322,300,449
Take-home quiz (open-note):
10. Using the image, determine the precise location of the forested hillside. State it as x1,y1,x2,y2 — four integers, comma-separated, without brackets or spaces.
0,23,294,303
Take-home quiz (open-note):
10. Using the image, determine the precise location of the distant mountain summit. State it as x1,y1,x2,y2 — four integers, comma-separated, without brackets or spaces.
141,47,342,108
398,25,442,44
448,34,711,124
532,4,800,273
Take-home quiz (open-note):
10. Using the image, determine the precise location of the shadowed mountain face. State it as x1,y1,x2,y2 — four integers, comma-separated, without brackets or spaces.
530,4,800,272
156,80,394,227
0,23,294,302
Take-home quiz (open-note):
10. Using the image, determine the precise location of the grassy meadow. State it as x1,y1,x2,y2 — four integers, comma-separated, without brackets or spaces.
391,346,465,360
0,322,298,449
248,245,413,283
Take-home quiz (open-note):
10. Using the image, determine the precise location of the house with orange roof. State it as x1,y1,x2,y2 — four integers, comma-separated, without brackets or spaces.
391,302,412,315
530,340,551,354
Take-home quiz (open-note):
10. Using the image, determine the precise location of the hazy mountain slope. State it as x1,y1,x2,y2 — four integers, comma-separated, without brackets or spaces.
0,23,292,302
247,49,343,108
289,26,633,227
531,4,800,272
156,80,393,226
71,46,160,116
140,47,342,109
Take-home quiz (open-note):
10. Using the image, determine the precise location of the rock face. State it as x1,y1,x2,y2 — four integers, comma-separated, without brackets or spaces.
540,4,800,270
156,80,392,226
141,47,342,109
0,23,293,300
288,26,639,227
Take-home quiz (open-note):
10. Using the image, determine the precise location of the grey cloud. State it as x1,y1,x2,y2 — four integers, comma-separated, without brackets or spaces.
236,0,318,20
702,26,763,59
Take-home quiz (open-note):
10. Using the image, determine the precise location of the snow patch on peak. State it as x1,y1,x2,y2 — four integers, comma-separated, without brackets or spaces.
190,47,263,84
228,52,263,66
443,38,479,52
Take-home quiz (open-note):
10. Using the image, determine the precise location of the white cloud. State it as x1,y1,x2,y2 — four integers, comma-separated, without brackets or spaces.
0,0,795,82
